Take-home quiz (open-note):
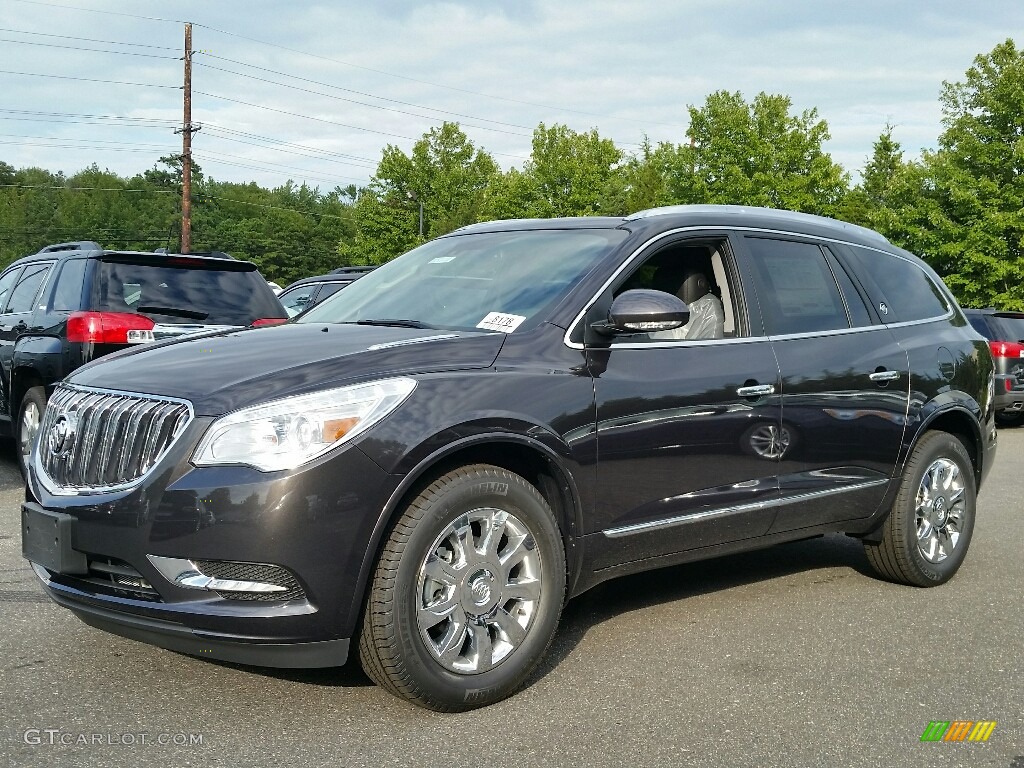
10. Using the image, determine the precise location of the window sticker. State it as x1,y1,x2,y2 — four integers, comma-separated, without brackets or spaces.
429,256,456,264
476,312,526,333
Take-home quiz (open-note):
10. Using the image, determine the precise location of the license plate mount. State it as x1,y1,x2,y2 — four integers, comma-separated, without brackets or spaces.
21,503,89,575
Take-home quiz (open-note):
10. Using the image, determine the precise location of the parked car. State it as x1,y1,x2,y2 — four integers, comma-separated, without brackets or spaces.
0,240,287,474
21,207,996,712
963,308,1024,426
278,266,376,317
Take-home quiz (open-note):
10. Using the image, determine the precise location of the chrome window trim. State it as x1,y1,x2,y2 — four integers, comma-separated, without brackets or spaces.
564,225,952,351
601,477,889,538
34,384,195,497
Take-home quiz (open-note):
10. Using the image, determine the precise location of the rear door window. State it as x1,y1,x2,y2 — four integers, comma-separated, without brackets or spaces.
744,238,849,335
92,260,284,325
6,262,53,314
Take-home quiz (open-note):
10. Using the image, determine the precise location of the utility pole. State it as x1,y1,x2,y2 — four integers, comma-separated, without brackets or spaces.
175,23,199,253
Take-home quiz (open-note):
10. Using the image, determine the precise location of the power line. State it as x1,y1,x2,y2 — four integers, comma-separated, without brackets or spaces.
0,69,179,89
0,184,354,221
194,90,529,160
0,36,180,59
196,61,532,138
201,53,535,132
8,0,189,24
0,26,180,49
0,108,179,124
202,125,377,166
193,152,367,186
8,0,684,131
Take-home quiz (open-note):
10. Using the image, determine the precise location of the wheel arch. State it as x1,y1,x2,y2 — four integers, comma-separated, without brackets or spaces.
346,433,586,634
857,402,984,543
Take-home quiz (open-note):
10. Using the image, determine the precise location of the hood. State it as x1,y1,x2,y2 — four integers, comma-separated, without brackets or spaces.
67,323,505,416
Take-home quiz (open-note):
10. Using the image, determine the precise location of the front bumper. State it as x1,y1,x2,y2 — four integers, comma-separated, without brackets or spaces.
24,423,397,668
37,564,350,667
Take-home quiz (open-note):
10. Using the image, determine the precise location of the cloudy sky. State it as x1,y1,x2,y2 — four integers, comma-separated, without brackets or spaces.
1,0,1020,191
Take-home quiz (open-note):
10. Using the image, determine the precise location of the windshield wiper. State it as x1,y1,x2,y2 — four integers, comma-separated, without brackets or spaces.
136,305,210,321
353,318,434,329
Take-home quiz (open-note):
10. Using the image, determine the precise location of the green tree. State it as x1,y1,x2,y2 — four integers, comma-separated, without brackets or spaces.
481,123,623,219
886,40,1024,309
671,91,849,215
342,123,497,264
839,125,909,228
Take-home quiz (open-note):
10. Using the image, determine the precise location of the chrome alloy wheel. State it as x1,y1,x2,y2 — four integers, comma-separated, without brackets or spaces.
748,424,791,460
416,508,542,674
19,400,41,460
915,457,966,564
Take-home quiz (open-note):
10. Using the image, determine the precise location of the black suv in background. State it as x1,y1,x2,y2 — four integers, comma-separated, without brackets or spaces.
0,241,287,472
278,266,376,317
964,308,1024,425
21,208,996,711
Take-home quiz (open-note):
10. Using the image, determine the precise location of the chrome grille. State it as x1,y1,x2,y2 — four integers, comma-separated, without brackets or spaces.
36,385,192,493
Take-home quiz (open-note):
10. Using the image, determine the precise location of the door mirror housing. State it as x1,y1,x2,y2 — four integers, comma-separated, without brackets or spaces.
595,289,690,335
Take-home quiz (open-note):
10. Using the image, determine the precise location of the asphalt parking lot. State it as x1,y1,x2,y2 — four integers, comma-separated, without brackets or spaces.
1,431,1021,768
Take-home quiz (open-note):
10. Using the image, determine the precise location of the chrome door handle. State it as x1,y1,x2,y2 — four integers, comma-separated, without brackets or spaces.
736,384,775,397
869,370,901,382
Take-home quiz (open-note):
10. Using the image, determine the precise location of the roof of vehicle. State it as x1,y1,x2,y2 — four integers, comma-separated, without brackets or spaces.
282,268,374,292
448,205,892,250
12,243,254,270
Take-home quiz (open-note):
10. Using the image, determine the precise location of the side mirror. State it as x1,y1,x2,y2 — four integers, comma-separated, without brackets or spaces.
594,289,690,335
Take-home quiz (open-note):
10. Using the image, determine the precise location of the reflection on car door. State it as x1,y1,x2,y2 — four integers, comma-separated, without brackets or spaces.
0,262,52,417
737,236,909,532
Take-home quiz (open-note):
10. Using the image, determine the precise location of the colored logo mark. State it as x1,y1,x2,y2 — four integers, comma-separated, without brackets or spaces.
920,720,996,742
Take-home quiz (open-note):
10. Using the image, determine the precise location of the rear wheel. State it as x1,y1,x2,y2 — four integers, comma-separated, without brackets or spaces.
358,464,566,711
864,431,976,586
995,411,1023,427
17,386,46,479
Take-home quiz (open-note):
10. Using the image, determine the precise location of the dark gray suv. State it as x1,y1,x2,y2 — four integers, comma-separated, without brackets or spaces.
21,207,996,711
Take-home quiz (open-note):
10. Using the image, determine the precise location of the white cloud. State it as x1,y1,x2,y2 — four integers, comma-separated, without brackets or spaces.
0,0,1019,189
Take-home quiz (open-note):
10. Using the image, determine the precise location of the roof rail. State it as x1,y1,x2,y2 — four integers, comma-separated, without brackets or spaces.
37,241,103,254
625,204,890,245
330,266,376,274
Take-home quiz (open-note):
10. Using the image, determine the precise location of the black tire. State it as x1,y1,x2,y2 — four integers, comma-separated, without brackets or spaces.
358,464,566,711
994,411,1023,428
864,431,976,587
17,386,47,479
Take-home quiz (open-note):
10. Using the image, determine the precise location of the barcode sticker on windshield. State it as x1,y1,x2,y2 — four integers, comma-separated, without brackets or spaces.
477,312,526,333
429,256,456,264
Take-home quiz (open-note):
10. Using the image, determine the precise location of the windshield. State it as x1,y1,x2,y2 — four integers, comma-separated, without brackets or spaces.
297,229,626,332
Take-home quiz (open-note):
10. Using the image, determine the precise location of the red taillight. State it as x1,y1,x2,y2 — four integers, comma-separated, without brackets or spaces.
67,311,155,344
988,340,1024,358
251,317,288,327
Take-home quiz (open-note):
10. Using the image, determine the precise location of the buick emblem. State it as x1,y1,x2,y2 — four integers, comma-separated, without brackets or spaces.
48,414,77,457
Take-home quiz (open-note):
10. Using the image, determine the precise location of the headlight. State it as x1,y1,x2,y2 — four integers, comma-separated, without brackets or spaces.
192,378,416,471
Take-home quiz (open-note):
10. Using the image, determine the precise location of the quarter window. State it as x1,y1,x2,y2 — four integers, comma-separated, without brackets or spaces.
746,238,848,335
50,258,87,311
849,246,949,322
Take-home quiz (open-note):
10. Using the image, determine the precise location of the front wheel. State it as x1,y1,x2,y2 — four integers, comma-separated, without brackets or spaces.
863,431,976,586
17,386,47,479
358,464,566,711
